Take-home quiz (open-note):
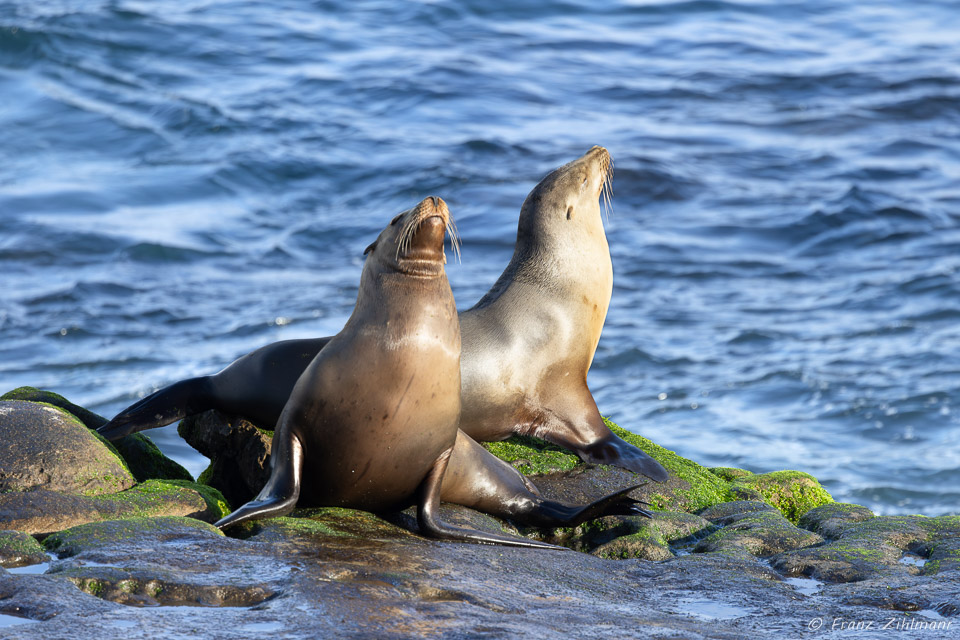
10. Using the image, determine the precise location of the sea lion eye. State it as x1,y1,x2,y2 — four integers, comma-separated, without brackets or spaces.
390,213,404,226
566,206,573,220
363,241,377,255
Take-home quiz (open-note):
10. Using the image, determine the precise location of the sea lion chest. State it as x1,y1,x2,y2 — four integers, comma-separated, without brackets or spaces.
288,302,461,512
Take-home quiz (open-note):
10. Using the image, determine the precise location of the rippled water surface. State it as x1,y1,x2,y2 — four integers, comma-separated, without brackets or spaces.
2,0,959,515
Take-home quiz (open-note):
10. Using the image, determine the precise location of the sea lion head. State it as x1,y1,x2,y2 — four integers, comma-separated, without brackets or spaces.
363,196,460,277
517,145,613,243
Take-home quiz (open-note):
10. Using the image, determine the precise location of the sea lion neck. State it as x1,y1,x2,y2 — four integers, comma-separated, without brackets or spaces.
469,148,612,311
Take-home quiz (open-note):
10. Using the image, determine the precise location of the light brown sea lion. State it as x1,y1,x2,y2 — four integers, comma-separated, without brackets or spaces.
214,198,646,546
99,147,666,482
459,146,667,481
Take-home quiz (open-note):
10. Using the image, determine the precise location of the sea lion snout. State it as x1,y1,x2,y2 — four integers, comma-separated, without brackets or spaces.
414,195,449,222
389,196,459,269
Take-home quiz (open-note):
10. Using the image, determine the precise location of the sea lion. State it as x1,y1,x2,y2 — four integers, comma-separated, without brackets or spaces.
215,197,646,546
459,146,667,481
99,147,666,482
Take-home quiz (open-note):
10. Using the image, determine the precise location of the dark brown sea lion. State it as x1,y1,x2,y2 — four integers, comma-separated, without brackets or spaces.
99,147,666,482
214,198,646,546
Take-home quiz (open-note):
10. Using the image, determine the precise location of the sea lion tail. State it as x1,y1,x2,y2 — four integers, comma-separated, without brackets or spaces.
97,376,216,441
531,484,652,528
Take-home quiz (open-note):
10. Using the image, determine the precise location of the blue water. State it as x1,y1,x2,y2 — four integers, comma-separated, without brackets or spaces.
2,1,958,516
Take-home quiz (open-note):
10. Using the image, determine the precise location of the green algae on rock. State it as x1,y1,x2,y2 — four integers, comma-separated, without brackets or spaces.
480,437,580,475
729,470,833,524
798,502,875,539
0,400,136,496
603,419,732,512
772,514,960,583
587,511,716,560
1,387,107,432
694,501,824,557
0,479,230,536
1,387,193,483
481,420,733,515
709,467,754,482
44,516,224,558
0,529,49,568
178,411,272,509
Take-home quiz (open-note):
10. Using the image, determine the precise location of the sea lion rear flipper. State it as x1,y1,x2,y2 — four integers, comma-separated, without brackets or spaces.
216,431,304,529
419,447,567,551
97,377,216,441
530,484,652,528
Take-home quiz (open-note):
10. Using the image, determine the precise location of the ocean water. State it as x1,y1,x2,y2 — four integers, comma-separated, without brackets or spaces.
2,0,958,516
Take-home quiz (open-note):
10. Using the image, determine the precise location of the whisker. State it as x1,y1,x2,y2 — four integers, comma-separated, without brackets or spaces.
446,215,462,264
601,156,614,221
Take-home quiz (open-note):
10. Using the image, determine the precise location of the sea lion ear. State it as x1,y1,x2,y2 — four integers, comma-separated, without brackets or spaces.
363,241,377,256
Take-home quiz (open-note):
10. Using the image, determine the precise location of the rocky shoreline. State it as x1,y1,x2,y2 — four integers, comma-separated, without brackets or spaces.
1,387,957,638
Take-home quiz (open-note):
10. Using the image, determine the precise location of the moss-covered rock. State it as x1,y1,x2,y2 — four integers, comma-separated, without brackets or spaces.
1,387,193,483
0,529,48,568
504,420,732,517
0,479,230,536
709,467,754,482
772,514,960,583
178,411,271,508
921,537,960,576
695,501,824,557
43,516,223,558
0,400,135,496
1,387,107,432
604,420,733,512
587,511,715,560
729,470,833,524
481,437,580,475
798,502,875,538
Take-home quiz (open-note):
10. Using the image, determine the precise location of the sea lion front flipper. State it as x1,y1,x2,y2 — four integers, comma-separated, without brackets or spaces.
532,390,669,482
418,447,567,551
216,431,304,529
97,377,217,441
577,431,669,483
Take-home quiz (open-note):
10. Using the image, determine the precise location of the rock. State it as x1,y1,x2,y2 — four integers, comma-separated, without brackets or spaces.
1,387,193,483
42,517,278,607
243,507,419,545
0,400,135,496
772,514,960,583
697,500,776,521
6,507,945,640
708,467,754,481
798,502,876,538
1,387,108,432
504,419,733,515
587,511,715,560
0,531,48,569
728,470,833,523
921,536,960,576
0,395,957,639
43,516,225,558
0,480,229,536
178,411,272,508
694,501,824,557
